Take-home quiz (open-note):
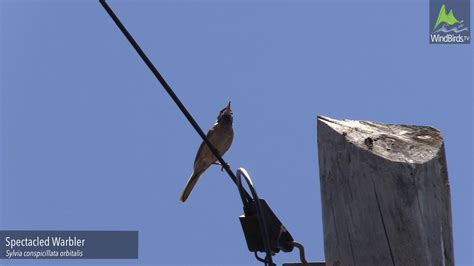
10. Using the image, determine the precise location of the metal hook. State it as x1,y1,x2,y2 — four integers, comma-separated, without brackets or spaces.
288,241,309,266
236,168,274,266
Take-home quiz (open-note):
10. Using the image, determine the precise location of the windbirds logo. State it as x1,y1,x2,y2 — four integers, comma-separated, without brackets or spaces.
430,2,470,44
433,4,468,33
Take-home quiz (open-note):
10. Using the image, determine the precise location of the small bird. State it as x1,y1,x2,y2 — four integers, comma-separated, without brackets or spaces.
180,102,234,202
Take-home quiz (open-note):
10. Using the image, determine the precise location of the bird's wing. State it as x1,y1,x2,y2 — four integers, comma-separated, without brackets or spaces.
194,126,216,164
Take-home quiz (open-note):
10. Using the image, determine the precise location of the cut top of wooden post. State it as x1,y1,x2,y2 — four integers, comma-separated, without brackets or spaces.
317,115,443,164
317,115,453,266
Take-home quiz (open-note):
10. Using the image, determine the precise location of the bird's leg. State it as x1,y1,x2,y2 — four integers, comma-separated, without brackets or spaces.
212,161,229,172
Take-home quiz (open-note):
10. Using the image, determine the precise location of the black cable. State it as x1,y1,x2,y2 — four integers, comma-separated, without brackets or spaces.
254,251,266,264
236,168,274,266
99,0,251,202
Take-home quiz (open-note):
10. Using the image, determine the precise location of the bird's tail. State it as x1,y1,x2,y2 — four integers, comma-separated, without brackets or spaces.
180,169,205,202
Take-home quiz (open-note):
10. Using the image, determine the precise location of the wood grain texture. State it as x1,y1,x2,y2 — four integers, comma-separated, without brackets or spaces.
317,116,453,266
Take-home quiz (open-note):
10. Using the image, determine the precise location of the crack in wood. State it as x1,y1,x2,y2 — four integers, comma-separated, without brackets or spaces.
371,177,396,266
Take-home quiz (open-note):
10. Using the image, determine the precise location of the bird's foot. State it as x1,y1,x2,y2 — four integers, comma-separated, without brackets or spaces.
212,161,229,172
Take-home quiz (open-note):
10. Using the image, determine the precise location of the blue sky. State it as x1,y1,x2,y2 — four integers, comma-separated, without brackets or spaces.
1,0,472,265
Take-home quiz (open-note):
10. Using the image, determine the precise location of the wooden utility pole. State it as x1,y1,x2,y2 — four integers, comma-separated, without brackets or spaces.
317,116,454,266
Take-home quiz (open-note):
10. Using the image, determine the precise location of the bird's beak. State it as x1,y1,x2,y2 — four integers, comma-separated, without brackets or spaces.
224,101,232,113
